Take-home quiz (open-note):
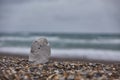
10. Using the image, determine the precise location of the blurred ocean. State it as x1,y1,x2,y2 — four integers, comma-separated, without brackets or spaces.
0,32,120,55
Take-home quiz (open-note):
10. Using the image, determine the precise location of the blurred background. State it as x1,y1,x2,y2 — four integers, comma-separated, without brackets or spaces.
0,0,120,56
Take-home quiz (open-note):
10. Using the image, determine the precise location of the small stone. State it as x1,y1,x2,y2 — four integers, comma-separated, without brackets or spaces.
112,68,116,70
67,74,74,79
29,38,51,64
108,72,112,76
54,70,59,74
89,63,93,66
74,72,83,80
53,74,60,80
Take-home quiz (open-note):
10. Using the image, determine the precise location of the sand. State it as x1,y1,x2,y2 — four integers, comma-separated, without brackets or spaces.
0,55,120,80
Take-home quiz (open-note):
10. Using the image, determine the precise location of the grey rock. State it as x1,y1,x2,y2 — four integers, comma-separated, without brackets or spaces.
29,38,51,64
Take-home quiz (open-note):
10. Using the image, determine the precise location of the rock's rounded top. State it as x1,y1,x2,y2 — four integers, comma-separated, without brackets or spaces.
35,38,49,46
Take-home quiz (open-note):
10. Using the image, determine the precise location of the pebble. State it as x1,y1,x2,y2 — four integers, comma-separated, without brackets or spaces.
29,38,51,64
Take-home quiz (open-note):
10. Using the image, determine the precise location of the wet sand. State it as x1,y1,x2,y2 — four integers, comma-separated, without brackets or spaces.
0,55,120,80
0,51,28,58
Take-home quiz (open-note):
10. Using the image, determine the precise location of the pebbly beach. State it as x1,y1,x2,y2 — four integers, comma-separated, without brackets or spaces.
0,55,120,80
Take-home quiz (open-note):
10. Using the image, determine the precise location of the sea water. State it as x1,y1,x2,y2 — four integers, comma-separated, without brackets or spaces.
0,32,120,57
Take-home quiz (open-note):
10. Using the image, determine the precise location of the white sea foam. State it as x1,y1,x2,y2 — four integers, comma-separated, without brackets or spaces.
0,47,30,55
0,47,120,62
51,49,120,61
0,47,120,54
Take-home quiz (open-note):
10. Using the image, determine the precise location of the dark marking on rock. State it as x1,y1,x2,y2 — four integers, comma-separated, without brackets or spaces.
35,41,37,42
31,49,34,53
38,45,42,49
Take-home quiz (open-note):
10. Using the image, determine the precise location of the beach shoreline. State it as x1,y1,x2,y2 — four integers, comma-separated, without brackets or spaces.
0,51,120,64
0,51,29,58
0,55,120,79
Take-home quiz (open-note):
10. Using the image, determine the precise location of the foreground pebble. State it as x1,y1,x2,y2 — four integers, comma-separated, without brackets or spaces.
0,56,120,80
